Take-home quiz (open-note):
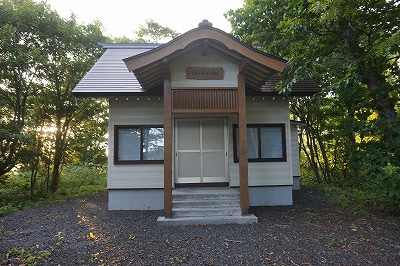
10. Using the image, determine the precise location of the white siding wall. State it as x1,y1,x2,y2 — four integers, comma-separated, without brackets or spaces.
291,124,301,177
228,97,293,187
108,96,293,189
170,48,239,88
108,97,164,189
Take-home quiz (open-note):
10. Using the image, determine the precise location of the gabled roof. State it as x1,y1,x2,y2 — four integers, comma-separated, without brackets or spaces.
123,22,288,91
72,43,159,96
260,75,321,96
72,21,321,96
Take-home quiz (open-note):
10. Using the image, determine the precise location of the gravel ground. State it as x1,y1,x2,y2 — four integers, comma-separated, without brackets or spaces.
1,187,399,265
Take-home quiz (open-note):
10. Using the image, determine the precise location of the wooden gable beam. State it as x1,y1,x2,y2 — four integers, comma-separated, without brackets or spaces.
201,40,209,56
124,27,287,73
239,58,251,74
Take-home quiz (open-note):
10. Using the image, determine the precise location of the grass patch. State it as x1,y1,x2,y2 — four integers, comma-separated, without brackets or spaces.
303,164,400,214
58,164,107,198
320,183,399,215
322,185,372,214
3,247,50,265
0,164,106,217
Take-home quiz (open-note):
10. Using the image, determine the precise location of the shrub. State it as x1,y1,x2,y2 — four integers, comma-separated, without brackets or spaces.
0,164,107,217
363,163,400,212
58,164,107,197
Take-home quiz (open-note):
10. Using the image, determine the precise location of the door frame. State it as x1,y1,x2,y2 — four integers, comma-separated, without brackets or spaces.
173,117,229,187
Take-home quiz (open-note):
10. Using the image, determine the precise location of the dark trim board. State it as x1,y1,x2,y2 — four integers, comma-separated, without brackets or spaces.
231,185,293,188
73,89,318,98
175,182,229,188
107,188,164,191
108,185,295,190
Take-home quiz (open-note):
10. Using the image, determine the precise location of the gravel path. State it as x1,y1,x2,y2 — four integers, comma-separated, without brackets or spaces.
1,187,399,265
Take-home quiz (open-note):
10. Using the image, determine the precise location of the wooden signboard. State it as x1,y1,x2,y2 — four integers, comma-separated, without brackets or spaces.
186,67,224,80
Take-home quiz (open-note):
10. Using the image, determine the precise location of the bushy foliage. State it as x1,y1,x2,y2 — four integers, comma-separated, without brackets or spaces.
362,164,400,212
0,0,108,193
58,164,107,197
227,0,400,213
0,165,106,217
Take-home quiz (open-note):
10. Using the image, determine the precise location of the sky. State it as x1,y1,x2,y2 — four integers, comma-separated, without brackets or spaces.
43,0,245,39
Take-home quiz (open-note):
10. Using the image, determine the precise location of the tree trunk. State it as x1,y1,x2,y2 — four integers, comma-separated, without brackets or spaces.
316,133,334,182
368,78,398,141
50,119,63,193
305,129,322,183
346,109,361,179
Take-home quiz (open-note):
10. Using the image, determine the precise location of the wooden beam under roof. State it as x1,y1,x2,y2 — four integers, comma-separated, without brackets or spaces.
124,27,287,73
239,58,251,74
201,40,209,56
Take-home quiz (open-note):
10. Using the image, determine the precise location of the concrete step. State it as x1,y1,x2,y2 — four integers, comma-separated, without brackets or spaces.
172,198,240,208
172,207,242,218
163,187,256,225
173,194,239,201
172,188,240,201
157,214,258,226
172,187,239,194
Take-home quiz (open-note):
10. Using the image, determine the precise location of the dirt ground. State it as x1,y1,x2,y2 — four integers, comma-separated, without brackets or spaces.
1,186,399,265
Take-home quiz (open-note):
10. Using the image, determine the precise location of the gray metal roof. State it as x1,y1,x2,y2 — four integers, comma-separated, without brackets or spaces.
72,43,160,96
73,42,321,97
261,75,321,95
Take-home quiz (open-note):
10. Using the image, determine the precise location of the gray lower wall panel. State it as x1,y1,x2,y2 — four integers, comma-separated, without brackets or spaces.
293,177,300,190
109,186,292,210
249,186,293,206
108,189,164,210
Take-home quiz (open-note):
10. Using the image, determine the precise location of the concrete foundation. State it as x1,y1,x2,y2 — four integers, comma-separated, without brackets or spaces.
108,185,294,210
249,186,293,206
108,189,163,210
293,176,301,190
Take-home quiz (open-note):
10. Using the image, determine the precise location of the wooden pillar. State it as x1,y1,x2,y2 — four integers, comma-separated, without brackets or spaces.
163,70,173,218
237,73,249,215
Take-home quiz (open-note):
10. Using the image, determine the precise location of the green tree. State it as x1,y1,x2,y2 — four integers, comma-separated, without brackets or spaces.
0,0,107,194
112,36,135,43
68,99,108,166
134,19,180,43
33,16,106,193
226,0,400,174
0,0,49,177
227,0,400,210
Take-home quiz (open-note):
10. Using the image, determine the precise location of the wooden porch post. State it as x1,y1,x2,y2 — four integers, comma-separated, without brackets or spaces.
163,69,173,218
237,73,249,215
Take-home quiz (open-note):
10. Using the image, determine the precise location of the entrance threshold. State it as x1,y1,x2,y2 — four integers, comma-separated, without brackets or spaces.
175,182,229,188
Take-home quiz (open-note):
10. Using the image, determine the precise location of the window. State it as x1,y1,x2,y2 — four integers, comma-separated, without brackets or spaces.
233,124,286,162
114,125,164,164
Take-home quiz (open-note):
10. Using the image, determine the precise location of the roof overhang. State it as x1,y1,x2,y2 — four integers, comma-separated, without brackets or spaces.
123,25,288,91
72,21,321,97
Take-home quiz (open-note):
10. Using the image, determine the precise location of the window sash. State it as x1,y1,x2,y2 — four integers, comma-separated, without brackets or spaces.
234,124,286,162
115,125,164,164
143,127,164,160
247,127,259,159
260,127,283,159
117,128,140,161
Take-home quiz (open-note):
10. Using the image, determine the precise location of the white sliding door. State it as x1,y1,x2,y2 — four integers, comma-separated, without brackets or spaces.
175,118,227,184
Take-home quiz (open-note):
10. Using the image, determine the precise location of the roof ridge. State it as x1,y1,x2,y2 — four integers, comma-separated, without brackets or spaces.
97,42,161,49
